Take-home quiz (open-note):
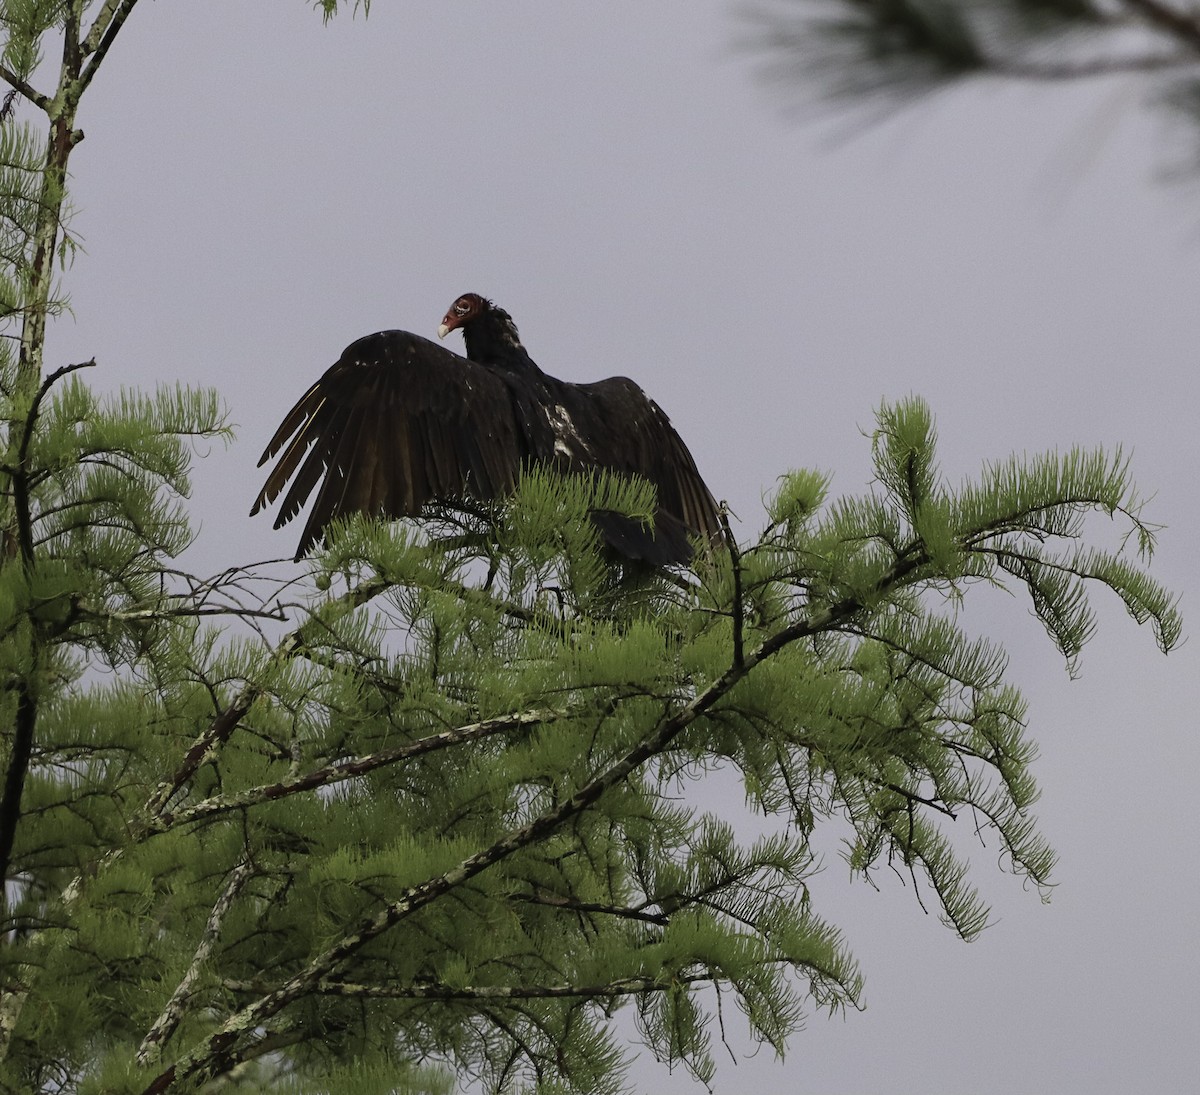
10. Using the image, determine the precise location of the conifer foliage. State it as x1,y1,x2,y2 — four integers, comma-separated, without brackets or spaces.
746,0,1200,151
0,3,1183,1094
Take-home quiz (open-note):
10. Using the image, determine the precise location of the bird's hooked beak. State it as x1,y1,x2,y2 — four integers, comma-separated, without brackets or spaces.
439,294,485,340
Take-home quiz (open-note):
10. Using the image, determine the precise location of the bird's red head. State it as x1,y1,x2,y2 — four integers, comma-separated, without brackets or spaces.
437,293,489,339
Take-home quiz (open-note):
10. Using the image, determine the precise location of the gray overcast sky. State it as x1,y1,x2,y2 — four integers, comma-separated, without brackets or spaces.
42,2,1199,1092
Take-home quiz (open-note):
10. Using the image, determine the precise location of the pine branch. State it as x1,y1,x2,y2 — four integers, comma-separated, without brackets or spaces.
746,0,1200,112
139,574,396,820
8,362,96,557
0,682,37,897
216,1026,308,1074
144,709,570,836
16,79,83,388
0,999,17,1057
209,975,717,1085
139,554,924,1094
511,890,672,926
141,698,255,821
719,504,745,670
881,781,958,819
1123,0,1200,53
79,0,141,93
84,603,289,623
992,50,1197,80
151,562,299,634
0,361,97,893
136,858,255,1065
251,975,710,1001
0,63,51,113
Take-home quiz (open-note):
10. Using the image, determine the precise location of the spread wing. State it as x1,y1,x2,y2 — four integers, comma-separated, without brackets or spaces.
251,330,524,559
567,376,722,548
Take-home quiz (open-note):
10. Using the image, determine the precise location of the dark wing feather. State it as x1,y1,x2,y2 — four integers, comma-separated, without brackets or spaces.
251,330,524,559
564,376,722,547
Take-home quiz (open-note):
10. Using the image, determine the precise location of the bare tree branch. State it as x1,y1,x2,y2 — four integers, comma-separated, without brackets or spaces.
79,0,141,93
0,63,50,112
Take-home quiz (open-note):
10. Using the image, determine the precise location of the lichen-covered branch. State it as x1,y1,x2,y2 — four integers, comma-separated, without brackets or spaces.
136,858,255,1065
145,708,571,836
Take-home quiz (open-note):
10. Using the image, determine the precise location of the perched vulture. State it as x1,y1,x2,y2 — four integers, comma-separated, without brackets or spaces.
251,293,722,565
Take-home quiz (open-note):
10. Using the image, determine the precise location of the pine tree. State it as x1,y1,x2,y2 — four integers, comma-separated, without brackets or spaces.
0,4,1183,1094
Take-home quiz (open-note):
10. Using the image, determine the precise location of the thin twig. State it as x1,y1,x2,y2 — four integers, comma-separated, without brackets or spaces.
719,503,744,670
510,891,671,927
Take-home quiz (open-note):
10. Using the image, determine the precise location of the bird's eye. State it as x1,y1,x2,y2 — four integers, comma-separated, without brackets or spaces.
455,301,470,316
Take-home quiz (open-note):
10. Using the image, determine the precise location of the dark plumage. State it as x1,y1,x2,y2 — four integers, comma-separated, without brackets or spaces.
251,293,721,564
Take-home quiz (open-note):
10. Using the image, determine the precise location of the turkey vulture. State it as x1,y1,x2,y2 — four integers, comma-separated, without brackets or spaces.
251,293,721,565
